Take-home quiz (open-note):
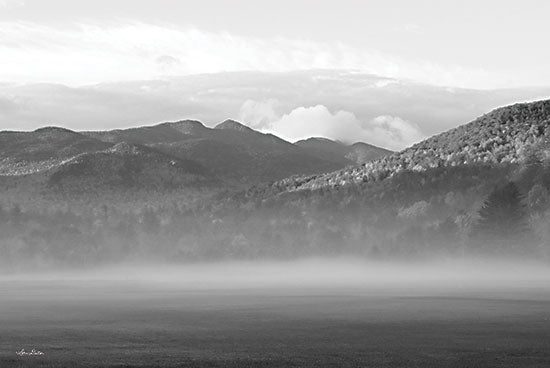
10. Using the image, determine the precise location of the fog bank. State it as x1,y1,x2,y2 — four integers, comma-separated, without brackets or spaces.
3,258,550,291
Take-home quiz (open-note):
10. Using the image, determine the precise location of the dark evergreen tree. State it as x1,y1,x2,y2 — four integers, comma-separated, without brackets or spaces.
471,181,533,253
516,149,544,193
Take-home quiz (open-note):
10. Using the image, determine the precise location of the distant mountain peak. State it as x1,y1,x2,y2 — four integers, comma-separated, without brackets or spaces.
215,119,255,133
163,120,207,134
298,137,341,144
33,126,77,135
350,141,386,149
295,136,392,165
35,125,74,133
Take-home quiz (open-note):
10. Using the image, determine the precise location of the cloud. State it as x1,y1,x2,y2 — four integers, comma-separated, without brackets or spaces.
265,105,360,143
238,99,281,129
366,115,424,150
0,0,24,9
263,105,423,150
0,21,505,88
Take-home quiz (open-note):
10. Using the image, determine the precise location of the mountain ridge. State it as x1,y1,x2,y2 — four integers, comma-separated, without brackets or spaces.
284,99,550,192
295,137,392,165
0,118,391,200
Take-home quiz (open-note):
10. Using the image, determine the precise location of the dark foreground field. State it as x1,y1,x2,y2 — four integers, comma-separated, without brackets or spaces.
1,262,550,367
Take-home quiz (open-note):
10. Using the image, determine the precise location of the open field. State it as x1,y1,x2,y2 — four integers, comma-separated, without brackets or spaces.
1,261,550,367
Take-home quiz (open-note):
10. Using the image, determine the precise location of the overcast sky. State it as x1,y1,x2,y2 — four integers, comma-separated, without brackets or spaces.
1,0,549,149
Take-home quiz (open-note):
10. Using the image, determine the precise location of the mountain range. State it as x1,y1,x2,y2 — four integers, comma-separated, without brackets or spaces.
1,99,550,268
202,99,550,259
0,118,391,204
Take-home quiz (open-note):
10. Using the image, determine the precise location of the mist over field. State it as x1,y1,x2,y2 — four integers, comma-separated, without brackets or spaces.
4,258,550,289
3,258,550,368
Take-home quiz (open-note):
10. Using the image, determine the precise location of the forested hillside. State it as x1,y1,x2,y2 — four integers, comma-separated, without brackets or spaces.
0,118,388,209
1,100,549,270
287,100,550,191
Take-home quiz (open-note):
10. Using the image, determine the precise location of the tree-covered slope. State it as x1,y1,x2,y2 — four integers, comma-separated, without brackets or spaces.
47,142,214,194
0,127,112,175
2,100,550,268
289,100,550,191
87,119,364,186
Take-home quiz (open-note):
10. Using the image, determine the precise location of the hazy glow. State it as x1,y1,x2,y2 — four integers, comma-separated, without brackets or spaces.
1,0,550,90
0,0,24,9
0,21,510,88
4,259,550,291
1,1,549,145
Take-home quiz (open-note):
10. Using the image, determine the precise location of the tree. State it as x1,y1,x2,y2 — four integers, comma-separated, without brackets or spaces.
471,182,533,253
516,149,544,192
527,184,550,213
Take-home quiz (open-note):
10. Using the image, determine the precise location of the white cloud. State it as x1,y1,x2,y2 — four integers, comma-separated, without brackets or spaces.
0,0,24,9
0,21,503,88
373,79,398,88
366,115,424,150
263,105,423,150
238,99,282,129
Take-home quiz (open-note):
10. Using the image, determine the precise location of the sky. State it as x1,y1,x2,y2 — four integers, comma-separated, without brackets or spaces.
1,0,549,149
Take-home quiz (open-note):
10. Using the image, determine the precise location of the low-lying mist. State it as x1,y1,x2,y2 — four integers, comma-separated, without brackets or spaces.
3,258,550,292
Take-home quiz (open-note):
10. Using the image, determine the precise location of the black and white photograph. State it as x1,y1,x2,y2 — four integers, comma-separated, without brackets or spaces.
1,1,550,367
